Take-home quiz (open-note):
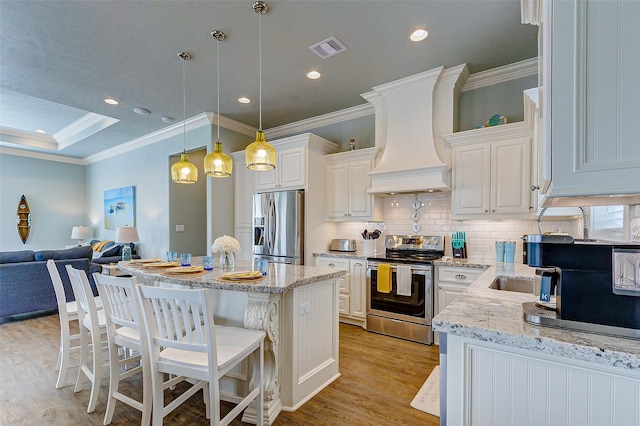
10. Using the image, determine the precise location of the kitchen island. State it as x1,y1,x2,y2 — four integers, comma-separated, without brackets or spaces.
433,263,640,426
120,260,346,425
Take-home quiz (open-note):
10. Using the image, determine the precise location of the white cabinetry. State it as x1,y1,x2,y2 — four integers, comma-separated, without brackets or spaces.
231,152,255,261
256,146,306,191
434,266,485,318
445,123,535,219
541,0,640,197
315,256,367,328
445,334,640,426
325,147,382,221
434,266,485,345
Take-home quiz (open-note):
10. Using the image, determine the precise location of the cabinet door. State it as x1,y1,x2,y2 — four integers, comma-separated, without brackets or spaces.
325,163,349,219
278,147,306,188
349,260,366,319
436,283,468,316
255,163,278,190
315,258,350,294
491,138,533,214
549,0,640,197
347,161,372,218
234,227,253,261
452,144,491,215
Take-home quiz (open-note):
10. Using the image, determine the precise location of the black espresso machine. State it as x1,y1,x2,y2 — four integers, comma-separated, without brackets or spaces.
523,234,640,339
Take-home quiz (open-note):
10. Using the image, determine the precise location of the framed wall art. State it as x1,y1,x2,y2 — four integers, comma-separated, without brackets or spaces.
104,186,135,230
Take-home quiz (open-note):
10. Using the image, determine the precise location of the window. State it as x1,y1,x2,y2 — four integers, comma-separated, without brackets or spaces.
590,205,624,241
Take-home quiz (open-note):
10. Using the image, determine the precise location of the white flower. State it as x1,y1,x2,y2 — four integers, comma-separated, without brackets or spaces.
212,235,241,254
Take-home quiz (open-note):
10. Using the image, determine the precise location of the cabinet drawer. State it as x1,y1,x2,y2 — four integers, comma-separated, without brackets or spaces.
338,294,350,316
438,267,484,284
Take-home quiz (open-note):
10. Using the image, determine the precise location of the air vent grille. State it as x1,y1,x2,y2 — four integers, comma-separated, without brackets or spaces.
309,36,347,59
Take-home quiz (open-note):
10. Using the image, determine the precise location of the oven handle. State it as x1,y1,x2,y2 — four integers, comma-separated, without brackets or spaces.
367,264,431,276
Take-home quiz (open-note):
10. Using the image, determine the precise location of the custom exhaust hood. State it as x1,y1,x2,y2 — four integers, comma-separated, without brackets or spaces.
361,64,469,194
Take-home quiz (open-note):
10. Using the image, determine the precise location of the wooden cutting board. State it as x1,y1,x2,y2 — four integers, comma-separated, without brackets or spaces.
16,194,31,244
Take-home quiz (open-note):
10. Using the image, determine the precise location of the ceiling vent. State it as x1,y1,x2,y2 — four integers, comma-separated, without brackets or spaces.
309,36,347,59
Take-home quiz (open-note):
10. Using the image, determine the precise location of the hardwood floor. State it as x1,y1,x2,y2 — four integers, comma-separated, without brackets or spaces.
0,314,440,425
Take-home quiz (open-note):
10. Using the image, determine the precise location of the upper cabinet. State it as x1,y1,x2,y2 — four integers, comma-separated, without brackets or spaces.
445,122,535,219
540,0,640,197
324,147,383,222
255,145,306,191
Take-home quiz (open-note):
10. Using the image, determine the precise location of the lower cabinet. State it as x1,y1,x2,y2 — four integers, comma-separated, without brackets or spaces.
315,256,367,328
444,334,640,426
434,265,486,344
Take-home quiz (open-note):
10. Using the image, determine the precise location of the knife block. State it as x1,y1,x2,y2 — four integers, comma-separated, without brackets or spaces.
452,242,467,259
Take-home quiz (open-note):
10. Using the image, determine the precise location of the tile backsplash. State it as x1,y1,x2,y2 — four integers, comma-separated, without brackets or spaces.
335,193,582,264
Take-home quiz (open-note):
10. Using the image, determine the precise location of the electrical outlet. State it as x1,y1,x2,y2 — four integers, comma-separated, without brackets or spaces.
176,225,185,232
299,302,311,316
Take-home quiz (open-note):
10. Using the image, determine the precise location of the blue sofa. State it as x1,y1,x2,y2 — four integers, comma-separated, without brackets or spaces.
0,246,102,319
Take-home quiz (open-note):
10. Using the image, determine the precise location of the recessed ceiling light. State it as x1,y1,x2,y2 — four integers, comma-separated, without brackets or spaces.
238,97,251,104
133,107,151,115
410,29,429,42
162,116,175,123
104,98,119,105
34,129,46,134
307,70,321,80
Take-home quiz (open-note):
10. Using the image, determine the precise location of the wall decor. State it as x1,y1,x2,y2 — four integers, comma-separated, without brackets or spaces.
104,186,135,230
16,194,31,244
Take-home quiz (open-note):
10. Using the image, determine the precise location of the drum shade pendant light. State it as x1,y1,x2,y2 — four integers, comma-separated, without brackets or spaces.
245,1,276,171
171,52,198,184
204,31,232,177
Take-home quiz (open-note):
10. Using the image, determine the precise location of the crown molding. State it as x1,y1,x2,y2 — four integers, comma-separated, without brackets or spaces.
54,112,119,150
86,112,254,164
0,146,87,165
265,103,374,139
0,126,58,150
462,57,538,91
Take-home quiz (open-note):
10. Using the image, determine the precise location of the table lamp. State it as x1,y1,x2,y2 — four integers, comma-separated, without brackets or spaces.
71,226,91,245
115,226,139,261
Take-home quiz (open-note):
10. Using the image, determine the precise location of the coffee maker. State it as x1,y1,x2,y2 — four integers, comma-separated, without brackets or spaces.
523,234,640,338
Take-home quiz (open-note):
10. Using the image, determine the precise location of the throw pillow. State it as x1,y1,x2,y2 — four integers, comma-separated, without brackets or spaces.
101,244,122,258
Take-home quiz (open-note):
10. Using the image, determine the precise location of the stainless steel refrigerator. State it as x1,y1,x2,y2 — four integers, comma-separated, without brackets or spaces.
252,189,304,265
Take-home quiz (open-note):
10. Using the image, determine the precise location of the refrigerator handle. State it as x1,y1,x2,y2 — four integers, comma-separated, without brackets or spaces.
269,197,276,253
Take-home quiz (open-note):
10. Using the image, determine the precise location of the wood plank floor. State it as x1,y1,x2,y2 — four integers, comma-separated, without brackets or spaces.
0,314,440,425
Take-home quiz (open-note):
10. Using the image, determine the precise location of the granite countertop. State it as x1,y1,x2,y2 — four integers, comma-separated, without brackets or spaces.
313,250,371,260
433,263,640,370
119,259,346,294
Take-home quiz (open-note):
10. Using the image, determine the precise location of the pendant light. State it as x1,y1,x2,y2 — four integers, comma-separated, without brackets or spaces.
171,52,198,184
204,30,232,177
245,1,276,171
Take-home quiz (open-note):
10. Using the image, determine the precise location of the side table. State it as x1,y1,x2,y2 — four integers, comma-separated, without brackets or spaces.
101,263,127,277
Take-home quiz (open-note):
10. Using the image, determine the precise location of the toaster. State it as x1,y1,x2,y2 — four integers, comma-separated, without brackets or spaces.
330,239,356,252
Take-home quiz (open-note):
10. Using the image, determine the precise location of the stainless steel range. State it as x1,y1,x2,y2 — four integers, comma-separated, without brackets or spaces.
366,235,444,345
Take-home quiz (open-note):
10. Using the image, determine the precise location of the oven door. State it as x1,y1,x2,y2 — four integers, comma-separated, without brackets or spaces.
367,263,431,325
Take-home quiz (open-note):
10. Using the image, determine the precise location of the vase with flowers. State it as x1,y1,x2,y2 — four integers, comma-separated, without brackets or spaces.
212,235,241,269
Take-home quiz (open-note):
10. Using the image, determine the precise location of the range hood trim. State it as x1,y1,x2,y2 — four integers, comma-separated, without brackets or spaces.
366,164,451,195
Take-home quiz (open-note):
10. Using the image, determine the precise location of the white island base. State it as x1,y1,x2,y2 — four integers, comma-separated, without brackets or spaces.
443,334,640,426
240,280,340,424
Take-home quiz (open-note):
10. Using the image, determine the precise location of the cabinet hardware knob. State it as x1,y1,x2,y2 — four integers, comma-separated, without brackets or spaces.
328,263,335,267
455,274,467,279
531,185,540,191
485,209,489,213
492,209,496,213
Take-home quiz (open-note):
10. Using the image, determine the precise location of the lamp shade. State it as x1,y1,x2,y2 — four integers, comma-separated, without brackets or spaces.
71,226,90,240
204,142,233,177
245,130,276,170
115,226,140,243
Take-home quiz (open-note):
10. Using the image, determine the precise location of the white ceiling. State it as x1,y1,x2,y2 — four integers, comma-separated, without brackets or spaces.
0,0,538,159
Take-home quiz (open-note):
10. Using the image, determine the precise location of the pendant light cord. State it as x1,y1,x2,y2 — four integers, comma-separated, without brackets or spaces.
259,9,263,131
182,57,186,153
216,37,221,141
